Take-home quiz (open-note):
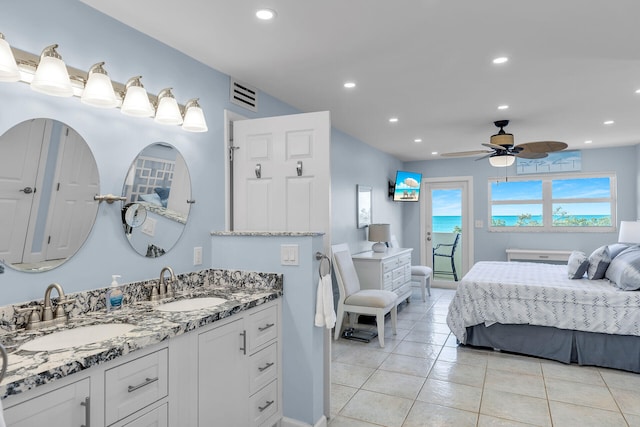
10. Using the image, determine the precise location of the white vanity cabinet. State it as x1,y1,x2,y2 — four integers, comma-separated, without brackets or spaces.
3,343,169,427
170,299,282,427
351,248,413,302
3,377,91,427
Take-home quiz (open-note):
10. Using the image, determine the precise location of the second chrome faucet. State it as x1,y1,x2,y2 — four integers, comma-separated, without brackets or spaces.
148,266,176,302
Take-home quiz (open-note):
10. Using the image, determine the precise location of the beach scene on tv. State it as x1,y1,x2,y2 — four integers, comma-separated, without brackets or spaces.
393,171,422,201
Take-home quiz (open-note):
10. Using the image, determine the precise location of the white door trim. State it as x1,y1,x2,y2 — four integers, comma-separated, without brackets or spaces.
420,176,474,288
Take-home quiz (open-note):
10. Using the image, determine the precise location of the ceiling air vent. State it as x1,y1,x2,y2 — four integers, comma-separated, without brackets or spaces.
230,78,258,112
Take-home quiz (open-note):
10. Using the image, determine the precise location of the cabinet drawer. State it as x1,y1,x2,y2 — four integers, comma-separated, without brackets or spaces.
392,267,404,280
392,276,405,290
249,343,278,395
249,380,278,427
248,305,278,353
122,402,168,427
399,254,412,266
105,348,168,426
382,259,397,272
404,264,412,277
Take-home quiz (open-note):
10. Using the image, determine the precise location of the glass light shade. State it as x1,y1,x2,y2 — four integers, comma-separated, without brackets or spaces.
155,90,183,125
182,99,208,132
618,221,640,244
81,65,118,108
489,155,515,167
31,46,73,97
121,85,154,117
0,36,19,82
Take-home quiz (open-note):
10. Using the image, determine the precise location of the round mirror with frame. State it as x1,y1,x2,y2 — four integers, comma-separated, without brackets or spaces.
121,143,192,257
0,118,100,272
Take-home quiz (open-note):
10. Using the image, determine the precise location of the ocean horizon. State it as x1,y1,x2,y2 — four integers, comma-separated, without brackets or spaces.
433,215,610,232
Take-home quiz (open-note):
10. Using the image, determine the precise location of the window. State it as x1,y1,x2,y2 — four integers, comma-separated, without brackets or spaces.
488,173,616,232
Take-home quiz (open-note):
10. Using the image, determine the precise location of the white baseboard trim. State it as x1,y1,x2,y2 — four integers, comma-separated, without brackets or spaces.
281,415,327,427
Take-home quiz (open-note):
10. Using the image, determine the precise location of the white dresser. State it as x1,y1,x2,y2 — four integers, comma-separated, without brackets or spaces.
351,248,413,303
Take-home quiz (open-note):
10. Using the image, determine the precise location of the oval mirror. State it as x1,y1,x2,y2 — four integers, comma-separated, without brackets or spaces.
121,143,191,257
0,118,99,272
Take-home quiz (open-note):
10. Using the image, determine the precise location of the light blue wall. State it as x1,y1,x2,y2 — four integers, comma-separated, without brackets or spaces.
331,129,404,254
404,146,638,264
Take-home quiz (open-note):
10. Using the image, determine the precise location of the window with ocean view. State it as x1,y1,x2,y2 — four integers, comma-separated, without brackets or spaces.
489,173,616,232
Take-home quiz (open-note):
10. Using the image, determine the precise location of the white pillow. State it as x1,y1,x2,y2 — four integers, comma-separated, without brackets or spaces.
567,251,588,279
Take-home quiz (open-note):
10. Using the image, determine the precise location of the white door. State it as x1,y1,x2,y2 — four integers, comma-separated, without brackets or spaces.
232,111,331,247
421,177,474,287
0,118,49,263
43,125,99,262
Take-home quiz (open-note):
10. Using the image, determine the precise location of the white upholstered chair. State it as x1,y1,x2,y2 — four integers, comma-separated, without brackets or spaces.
390,236,431,301
331,243,397,347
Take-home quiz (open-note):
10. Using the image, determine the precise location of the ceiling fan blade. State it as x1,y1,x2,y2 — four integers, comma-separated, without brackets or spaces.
516,141,568,153
516,151,548,159
474,153,493,161
481,142,509,151
440,150,492,158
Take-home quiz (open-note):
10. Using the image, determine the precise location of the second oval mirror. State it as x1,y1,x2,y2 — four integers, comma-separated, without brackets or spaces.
122,143,192,257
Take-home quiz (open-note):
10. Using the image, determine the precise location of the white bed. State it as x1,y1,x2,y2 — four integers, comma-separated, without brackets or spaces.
447,260,640,372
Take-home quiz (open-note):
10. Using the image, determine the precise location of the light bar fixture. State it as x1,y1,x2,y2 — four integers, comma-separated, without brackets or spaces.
0,33,208,132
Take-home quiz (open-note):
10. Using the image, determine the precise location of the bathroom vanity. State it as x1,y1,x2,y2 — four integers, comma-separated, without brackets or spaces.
0,269,282,427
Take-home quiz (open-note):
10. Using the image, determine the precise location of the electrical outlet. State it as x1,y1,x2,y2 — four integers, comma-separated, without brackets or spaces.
193,246,203,265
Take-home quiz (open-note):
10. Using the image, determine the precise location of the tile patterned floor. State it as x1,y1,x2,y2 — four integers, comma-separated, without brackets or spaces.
329,287,640,427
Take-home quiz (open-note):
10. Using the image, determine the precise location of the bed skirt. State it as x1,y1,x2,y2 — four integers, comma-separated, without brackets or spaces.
465,323,640,373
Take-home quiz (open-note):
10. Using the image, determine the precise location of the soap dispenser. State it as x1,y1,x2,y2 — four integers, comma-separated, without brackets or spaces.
106,275,124,312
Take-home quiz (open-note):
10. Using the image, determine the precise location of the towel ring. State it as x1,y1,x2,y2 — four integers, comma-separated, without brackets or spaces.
0,342,7,384
315,252,331,277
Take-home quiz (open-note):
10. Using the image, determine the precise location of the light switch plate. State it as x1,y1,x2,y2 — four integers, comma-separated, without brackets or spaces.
281,244,299,265
193,246,203,265
475,220,483,228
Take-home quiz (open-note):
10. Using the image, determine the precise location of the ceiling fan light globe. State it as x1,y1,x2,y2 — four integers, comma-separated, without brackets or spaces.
489,155,515,167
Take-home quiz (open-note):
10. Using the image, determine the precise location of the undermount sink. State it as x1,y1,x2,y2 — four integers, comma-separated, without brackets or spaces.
155,297,228,312
20,323,136,352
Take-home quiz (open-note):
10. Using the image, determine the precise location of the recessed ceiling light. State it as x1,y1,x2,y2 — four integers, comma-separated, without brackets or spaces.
497,105,509,110
635,89,640,94
343,82,356,89
414,138,422,143
604,120,614,125
431,151,438,155
256,9,277,20
389,117,398,123
585,140,593,144
492,57,509,64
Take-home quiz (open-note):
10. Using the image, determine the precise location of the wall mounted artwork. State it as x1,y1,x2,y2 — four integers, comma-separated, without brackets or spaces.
516,150,581,175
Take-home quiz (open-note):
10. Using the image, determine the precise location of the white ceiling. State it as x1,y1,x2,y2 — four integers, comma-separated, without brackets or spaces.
80,0,640,162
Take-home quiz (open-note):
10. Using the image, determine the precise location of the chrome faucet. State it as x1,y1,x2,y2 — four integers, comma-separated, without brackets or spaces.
159,266,176,299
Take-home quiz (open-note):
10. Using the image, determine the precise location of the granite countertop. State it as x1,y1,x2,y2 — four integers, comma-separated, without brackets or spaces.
0,283,282,399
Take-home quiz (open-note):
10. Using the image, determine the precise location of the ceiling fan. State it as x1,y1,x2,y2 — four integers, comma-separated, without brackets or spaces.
441,120,568,167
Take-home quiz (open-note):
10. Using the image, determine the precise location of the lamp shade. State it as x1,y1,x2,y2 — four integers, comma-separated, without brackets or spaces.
81,62,118,108
155,88,183,125
489,154,515,167
182,98,208,132
619,221,640,244
0,34,20,82
121,76,154,117
368,223,391,253
30,44,73,97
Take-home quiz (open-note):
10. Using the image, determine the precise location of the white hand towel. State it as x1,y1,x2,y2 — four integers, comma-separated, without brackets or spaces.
315,274,336,329
0,399,6,427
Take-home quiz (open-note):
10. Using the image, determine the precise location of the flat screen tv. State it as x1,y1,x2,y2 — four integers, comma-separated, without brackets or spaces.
391,170,422,202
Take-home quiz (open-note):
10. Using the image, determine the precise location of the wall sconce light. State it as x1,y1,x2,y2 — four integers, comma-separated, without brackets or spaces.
0,33,19,82
121,76,154,117
182,98,208,132
0,33,208,132
30,44,73,97
154,88,183,125
81,62,118,108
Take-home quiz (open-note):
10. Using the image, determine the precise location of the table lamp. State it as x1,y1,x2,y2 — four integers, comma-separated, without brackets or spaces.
618,221,640,244
368,223,391,253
